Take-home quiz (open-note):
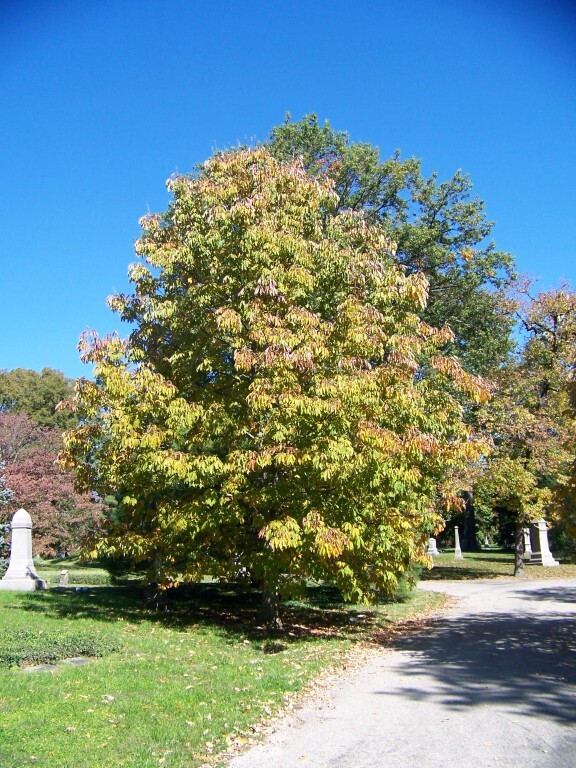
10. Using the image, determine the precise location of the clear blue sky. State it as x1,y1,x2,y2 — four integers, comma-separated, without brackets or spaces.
1,0,575,379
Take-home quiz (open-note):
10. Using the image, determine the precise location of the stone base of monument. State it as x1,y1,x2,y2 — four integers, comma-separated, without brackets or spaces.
524,552,560,568
0,575,41,591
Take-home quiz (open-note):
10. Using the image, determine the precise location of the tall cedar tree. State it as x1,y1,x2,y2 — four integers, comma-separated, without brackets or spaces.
268,114,516,375
62,148,487,624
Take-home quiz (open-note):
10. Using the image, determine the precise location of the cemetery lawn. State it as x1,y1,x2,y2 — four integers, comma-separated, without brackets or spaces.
34,557,114,587
0,580,445,768
420,548,576,581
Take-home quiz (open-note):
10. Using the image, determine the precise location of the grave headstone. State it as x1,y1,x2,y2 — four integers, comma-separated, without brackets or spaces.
59,570,69,587
523,528,532,560
427,537,439,556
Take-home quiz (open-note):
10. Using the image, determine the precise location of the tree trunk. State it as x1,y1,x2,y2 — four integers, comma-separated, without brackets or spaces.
514,524,526,578
461,491,480,551
257,580,283,630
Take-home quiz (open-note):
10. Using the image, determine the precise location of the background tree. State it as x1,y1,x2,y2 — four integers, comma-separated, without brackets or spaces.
62,147,487,625
0,408,99,557
268,114,516,375
557,380,576,546
474,286,576,573
0,368,76,429
527,287,576,554
0,462,12,576
0,461,12,506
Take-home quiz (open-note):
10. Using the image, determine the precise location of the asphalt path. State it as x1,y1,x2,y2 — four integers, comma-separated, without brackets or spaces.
226,578,576,768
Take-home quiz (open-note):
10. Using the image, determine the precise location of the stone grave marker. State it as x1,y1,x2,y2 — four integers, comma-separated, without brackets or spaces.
427,537,439,556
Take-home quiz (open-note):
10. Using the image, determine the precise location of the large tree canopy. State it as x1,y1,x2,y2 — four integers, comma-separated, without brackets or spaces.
0,368,97,556
62,148,487,622
0,411,99,556
268,115,516,375
474,287,576,573
0,368,76,429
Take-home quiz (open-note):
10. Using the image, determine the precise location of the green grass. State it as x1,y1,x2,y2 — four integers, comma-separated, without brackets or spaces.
0,625,122,668
34,558,113,587
7,548,573,766
0,581,445,768
420,548,576,581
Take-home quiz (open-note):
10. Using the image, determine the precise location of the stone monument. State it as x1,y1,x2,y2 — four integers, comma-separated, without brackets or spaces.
0,508,46,591
454,525,464,560
528,519,559,567
427,537,439,556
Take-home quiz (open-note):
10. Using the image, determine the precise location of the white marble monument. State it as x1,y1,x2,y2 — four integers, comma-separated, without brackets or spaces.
529,519,559,567
0,508,46,591
454,525,464,560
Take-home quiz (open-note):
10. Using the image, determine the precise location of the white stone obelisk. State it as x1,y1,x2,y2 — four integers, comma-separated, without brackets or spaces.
524,528,532,560
454,525,464,560
0,509,43,591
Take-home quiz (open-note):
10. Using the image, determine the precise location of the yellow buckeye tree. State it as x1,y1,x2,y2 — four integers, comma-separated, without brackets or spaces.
62,148,487,624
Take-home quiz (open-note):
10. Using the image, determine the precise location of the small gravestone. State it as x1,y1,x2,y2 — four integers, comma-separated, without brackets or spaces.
427,537,439,556
59,570,69,587
0,509,46,591
62,657,91,666
454,525,464,560
23,664,58,673
523,528,532,560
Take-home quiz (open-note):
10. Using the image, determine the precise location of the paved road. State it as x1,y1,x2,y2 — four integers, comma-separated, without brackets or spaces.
226,579,576,768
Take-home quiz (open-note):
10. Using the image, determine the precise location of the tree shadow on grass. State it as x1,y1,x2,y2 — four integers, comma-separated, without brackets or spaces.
420,550,518,581
375,610,576,725
421,566,508,581
461,555,515,564
8,582,378,643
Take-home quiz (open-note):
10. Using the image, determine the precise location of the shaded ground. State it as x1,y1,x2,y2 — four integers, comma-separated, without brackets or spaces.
9,581,405,642
420,550,576,581
226,579,576,768
388,608,576,726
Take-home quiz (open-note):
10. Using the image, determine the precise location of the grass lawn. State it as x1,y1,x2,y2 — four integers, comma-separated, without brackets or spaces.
4,549,574,767
34,558,113,587
0,579,445,768
420,548,576,581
